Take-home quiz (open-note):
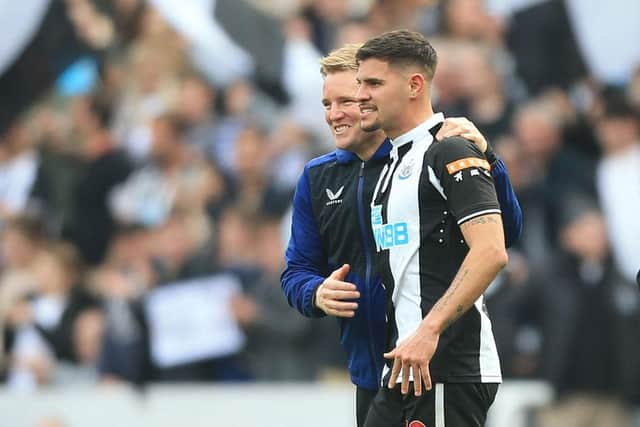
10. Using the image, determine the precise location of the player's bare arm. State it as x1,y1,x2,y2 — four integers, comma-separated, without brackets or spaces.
384,213,507,396
433,214,506,328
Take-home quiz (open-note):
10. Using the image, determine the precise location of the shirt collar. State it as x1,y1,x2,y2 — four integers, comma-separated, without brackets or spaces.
389,112,445,148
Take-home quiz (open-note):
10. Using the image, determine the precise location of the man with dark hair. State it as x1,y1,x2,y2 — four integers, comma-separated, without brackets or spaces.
355,30,507,426
283,39,521,426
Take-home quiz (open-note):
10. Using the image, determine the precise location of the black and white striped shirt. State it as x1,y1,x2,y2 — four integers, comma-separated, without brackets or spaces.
370,113,502,384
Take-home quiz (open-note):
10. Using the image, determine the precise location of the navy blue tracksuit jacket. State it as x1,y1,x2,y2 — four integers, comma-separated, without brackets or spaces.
281,139,522,390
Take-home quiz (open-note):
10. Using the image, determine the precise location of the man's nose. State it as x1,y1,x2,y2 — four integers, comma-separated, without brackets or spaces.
329,105,345,121
355,84,370,102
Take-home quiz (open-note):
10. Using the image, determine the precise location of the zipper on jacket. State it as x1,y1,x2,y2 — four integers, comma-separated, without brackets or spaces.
357,161,381,383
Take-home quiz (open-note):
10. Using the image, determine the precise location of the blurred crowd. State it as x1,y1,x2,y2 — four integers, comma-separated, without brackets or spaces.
0,0,639,424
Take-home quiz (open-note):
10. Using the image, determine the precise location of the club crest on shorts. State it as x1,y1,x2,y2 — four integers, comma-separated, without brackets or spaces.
407,421,426,427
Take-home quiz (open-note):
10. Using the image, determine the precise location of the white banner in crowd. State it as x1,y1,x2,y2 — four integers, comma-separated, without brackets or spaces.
566,0,640,85
145,274,246,368
0,0,50,76
149,0,254,86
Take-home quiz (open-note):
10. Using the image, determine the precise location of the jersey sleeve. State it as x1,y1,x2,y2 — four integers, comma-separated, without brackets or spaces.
280,165,328,318
430,137,501,225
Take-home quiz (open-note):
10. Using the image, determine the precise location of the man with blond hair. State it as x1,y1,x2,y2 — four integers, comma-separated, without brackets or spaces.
281,42,522,426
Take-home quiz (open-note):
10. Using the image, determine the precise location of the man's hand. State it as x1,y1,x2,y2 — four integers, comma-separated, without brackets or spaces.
384,327,439,396
436,117,488,153
315,264,360,317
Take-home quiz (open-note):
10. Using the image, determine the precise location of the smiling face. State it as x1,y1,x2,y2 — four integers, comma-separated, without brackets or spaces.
356,58,412,138
354,30,438,138
322,70,383,157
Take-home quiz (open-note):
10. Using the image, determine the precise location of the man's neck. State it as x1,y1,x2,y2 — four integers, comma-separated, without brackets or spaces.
386,103,434,139
353,131,387,161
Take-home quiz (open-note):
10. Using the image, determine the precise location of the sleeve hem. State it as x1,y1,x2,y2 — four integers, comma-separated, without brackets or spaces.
457,208,502,225
303,278,326,318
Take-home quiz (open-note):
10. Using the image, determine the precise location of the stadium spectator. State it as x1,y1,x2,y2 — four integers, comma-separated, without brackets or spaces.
534,196,635,426
0,5,637,427
595,92,640,284
64,95,133,265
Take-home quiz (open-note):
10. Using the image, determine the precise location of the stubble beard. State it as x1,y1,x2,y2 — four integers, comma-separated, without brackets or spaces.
360,118,382,133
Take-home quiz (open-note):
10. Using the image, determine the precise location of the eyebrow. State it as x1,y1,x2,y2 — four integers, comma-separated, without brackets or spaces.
361,77,384,84
322,96,357,104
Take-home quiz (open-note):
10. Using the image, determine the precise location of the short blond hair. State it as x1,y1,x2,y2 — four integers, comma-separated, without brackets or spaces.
319,43,363,77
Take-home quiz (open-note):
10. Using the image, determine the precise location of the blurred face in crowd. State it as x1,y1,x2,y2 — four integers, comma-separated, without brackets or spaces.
495,136,528,190
1,228,39,269
356,59,419,138
180,78,214,123
444,0,498,40
560,211,609,262
216,209,255,267
459,48,500,98
225,81,253,116
234,127,267,178
313,0,348,22
431,43,465,106
132,49,162,93
335,23,374,47
32,251,73,295
596,115,639,155
256,220,284,276
513,105,561,160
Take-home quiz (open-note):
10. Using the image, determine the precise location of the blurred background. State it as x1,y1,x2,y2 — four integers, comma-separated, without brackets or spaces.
0,0,639,426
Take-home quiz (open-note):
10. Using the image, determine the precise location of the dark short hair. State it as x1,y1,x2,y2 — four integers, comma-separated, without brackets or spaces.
600,87,638,120
356,30,438,79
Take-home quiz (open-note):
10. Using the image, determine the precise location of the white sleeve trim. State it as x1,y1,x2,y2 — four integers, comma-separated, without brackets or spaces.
428,165,447,200
457,209,502,225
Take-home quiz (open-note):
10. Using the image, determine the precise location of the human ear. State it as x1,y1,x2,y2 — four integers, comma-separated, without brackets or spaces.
408,73,425,99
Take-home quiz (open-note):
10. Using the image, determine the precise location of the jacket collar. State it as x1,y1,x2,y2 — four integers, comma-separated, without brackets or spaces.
335,138,392,164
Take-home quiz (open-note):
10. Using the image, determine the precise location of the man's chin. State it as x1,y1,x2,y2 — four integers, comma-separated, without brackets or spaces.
334,133,355,150
360,119,381,133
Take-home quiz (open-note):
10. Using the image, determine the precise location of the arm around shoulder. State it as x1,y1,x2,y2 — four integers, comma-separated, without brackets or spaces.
489,158,523,247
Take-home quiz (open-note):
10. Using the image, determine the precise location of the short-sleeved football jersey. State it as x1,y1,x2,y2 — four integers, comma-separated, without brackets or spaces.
370,113,502,385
